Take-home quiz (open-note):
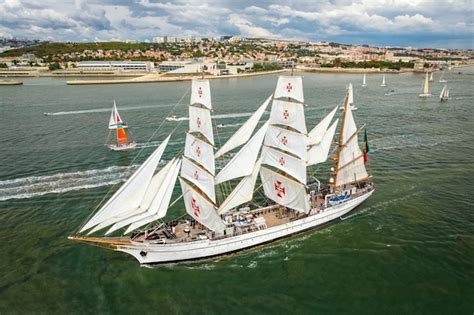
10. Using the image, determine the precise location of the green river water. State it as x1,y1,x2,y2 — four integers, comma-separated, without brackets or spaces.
0,69,473,314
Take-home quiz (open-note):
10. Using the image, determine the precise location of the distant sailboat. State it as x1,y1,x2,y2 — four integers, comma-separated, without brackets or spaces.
439,71,447,83
419,72,432,98
362,73,367,87
107,101,136,151
440,83,449,102
429,72,434,82
380,74,386,87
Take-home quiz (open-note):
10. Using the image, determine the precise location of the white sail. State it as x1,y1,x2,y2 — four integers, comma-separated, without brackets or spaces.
108,101,125,129
307,119,338,166
181,157,216,203
184,133,215,175
440,85,446,100
80,136,170,233
429,72,433,82
217,159,261,215
348,83,354,105
261,145,306,184
88,159,176,234
269,99,307,134
274,76,304,103
307,106,338,146
189,105,214,145
179,178,226,232
335,104,368,187
190,79,212,110
120,159,182,235
264,125,308,160
381,75,386,86
421,72,430,95
362,73,367,87
260,166,310,212
104,159,181,235
215,95,271,158
215,121,269,184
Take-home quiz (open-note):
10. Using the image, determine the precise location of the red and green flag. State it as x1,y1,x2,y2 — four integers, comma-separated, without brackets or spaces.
363,128,369,163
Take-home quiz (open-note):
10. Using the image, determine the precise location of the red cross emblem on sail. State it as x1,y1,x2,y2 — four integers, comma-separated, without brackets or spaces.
286,83,292,93
281,136,288,145
278,157,285,166
274,180,286,198
195,146,201,157
193,171,199,180
198,87,203,98
196,117,202,128
191,197,201,217
283,109,290,120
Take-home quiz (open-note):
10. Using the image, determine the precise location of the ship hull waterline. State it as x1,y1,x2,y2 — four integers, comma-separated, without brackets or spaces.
102,189,374,265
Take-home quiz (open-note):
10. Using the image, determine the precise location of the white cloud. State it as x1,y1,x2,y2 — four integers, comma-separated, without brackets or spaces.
0,0,471,48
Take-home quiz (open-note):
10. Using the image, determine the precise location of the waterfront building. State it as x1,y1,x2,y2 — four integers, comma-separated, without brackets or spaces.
76,61,154,72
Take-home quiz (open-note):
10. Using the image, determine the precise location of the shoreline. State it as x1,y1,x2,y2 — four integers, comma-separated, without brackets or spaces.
65,70,286,85
0,79,23,85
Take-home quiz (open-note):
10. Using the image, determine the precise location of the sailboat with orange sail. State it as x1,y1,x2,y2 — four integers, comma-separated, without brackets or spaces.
106,101,136,151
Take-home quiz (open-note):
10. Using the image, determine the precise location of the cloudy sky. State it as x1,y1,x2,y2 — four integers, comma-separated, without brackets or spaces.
0,0,473,48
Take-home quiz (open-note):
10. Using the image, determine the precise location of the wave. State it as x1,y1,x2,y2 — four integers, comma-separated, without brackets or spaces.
166,111,260,122
0,165,139,201
43,104,173,116
216,123,244,128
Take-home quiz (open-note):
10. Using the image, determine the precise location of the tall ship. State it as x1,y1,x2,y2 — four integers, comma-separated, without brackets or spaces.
69,76,375,264
106,101,137,151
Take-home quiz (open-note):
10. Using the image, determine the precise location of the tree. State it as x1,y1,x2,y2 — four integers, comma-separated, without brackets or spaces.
48,62,61,71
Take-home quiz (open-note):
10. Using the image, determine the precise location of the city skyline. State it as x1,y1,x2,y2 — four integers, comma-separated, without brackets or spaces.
0,0,473,49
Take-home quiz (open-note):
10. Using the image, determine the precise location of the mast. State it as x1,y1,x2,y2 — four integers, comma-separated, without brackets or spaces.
332,94,348,191
260,75,310,212
180,79,225,232
331,90,368,191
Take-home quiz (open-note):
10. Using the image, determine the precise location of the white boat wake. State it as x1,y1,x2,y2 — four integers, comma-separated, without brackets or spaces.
166,111,261,122
0,165,139,201
43,104,173,116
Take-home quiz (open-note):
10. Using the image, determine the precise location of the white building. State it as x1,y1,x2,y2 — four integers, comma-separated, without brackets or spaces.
76,61,155,72
153,36,167,43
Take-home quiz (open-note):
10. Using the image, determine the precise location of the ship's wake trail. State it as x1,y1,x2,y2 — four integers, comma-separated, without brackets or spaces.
0,165,139,201
167,111,260,122
43,104,172,116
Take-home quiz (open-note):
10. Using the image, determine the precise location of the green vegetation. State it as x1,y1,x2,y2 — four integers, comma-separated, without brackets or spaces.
0,63,7,68
320,60,414,70
48,62,62,71
251,63,283,72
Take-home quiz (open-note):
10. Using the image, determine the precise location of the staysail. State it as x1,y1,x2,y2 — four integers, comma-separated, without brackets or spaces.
307,119,338,166
80,136,170,233
307,106,338,146
215,95,271,158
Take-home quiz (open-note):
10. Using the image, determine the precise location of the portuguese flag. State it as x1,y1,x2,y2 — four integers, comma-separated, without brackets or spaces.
363,128,370,164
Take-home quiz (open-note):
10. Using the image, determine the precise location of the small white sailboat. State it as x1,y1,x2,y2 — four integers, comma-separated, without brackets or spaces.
439,71,447,83
362,73,367,87
419,72,432,98
340,83,357,110
106,101,136,151
380,74,387,87
69,76,374,265
440,83,449,102
429,71,434,82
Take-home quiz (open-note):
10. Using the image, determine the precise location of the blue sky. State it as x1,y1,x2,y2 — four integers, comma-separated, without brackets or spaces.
0,0,473,48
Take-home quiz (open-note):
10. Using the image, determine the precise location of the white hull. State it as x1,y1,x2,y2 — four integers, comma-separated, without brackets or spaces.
117,190,374,264
419,93,431,98
380,84,386,87
107,142,137,151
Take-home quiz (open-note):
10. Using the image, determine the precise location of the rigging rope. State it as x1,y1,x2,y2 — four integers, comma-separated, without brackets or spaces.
75,86,191,234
